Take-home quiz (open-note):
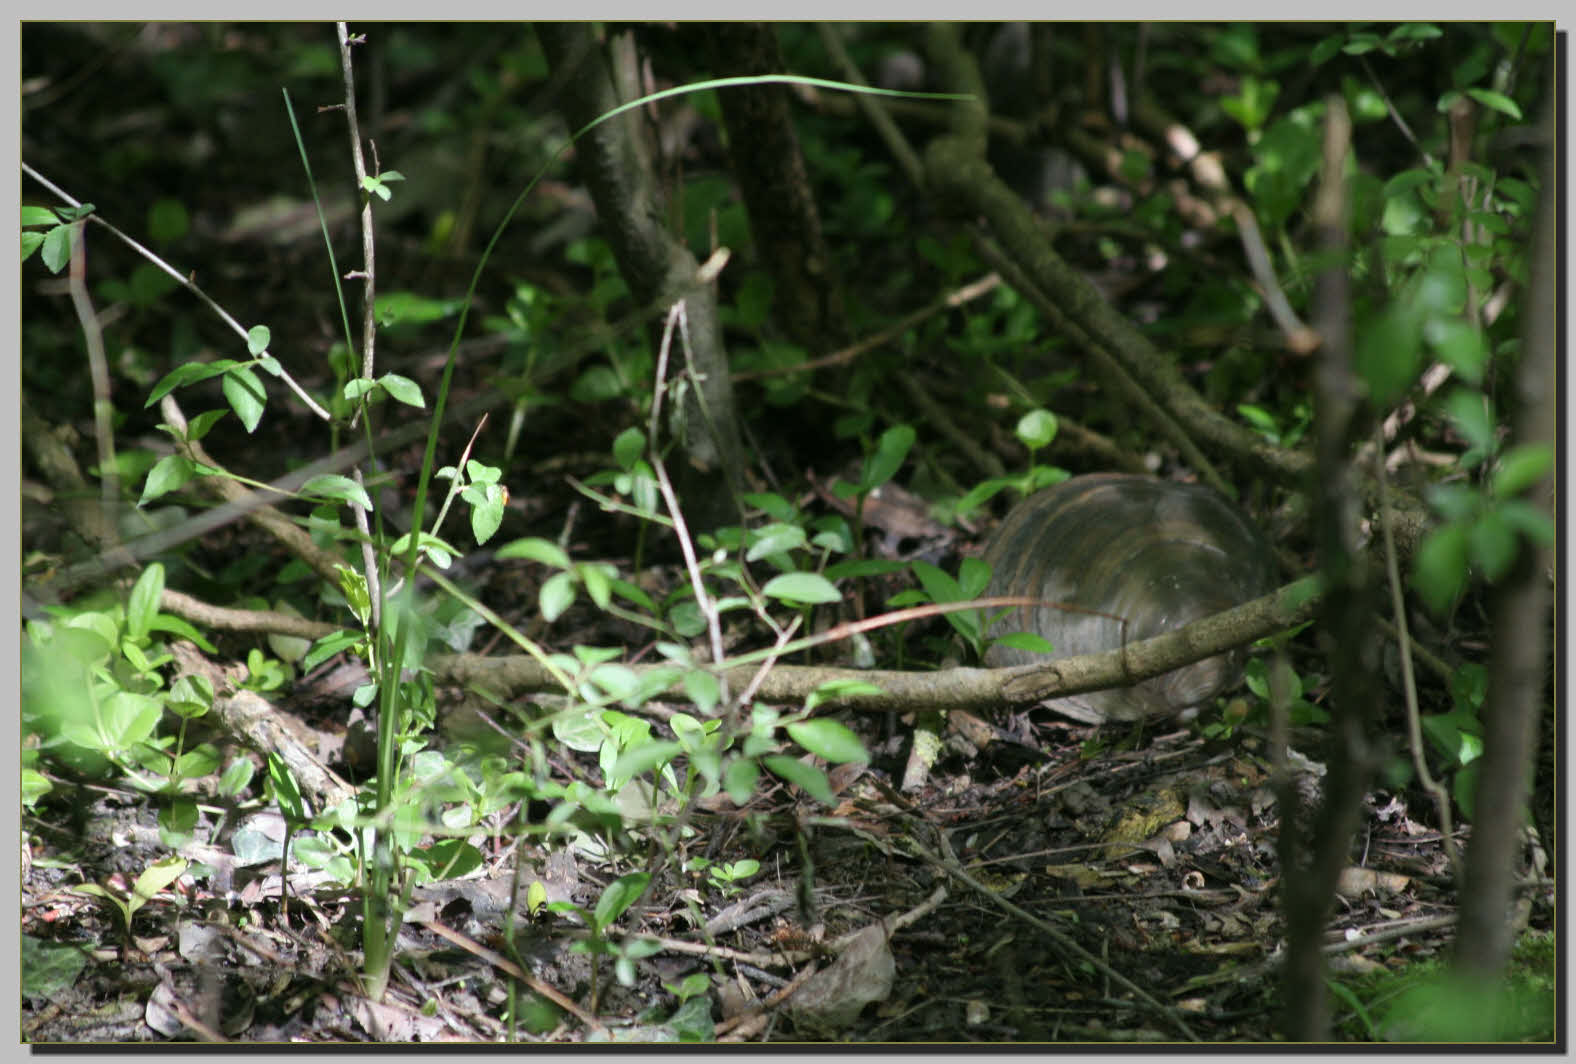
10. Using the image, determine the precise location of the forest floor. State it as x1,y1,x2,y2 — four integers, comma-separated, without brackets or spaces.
24,681,1518,1044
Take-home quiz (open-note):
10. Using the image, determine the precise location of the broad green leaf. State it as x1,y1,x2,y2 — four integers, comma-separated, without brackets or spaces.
41,224,73,273
128,856,188,908
145,360,240,407
497,536,572,568
613,427,646,471
1413,523,1470,615
125,563,165,642
1464,88,1522,120
861,424,915,490
1015,408,1058,451
592,872,651,932
378,372,425,408
1493,443,1552,499
301,474,374,511
745,522,807,562
761,572,842,606
268,752,306,822
785,719,869,764
762,755,835,805
223,365,267,433
539,570,576,622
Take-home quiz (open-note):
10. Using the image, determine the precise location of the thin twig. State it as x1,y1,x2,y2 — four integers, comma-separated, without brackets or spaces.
336,22,383,630
21,162,331,421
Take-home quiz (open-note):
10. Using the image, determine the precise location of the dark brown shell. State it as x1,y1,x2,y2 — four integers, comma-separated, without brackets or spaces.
982,473,1277,722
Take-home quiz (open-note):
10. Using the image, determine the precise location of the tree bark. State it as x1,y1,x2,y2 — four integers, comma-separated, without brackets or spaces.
536,23,747,529
699,23,849,353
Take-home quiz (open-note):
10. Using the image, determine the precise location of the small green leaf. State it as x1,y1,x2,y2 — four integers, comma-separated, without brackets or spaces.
613,427,646,471
41,224,74,273
861,424,916,491
1413,523,1470,615
1493,443,1552,499
183,409,229,441
378,372,425,408
592,872,651,933
246,325,271,356
761,572,842,606
1015,408,1058,451
1464,88,1522,120
470,488,505,546
223,366,267,433
762,755,836,805
497,537,572,568
268,753,307,823
540,570,576,622
785,719,869,764
301,474,374,511
124,563,166,642
219,757,255,797
130,854,188,905
21,205,59,227
146,360,240,407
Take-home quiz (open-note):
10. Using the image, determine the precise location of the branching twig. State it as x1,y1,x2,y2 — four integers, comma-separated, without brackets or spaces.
21,162,331,421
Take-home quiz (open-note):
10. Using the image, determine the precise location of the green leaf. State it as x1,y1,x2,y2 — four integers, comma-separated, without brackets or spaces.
21,205,59,227
593,872,651,933
612,427,646,471
1441,388,1495,455
1413,523,1470,615
683,670,721,716
301,474,374,511
1423,318,1486,384
335,565,371,627
785,719,869,764
246,325,271,356
579,562,613,610
124,563,165,642
145,359,240,407
805,678,885,713
1015,409,1058,451
22,769,54,808
378,372,425,408
539,570,576,622
723,757,760,806
762,755,836,805
993,631,1055,654
41,224,73,273
21,936,87,1000
910,559,961,603
761,572,842,606
268,753,307,823
497,536,572,568
1467,508,1518,583
1493,444,1552,499
21,230,45,261
745,522,807,563
374,290,462,328
860,424,915,491
1355,305,1422,406
1464,88,1522,120
183,408,229,441
219,757,255,797
130,854,188,905
223,366,267,433
470,486,505,546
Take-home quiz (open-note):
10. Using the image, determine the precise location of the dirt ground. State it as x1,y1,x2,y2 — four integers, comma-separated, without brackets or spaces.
24,692,1526,1045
